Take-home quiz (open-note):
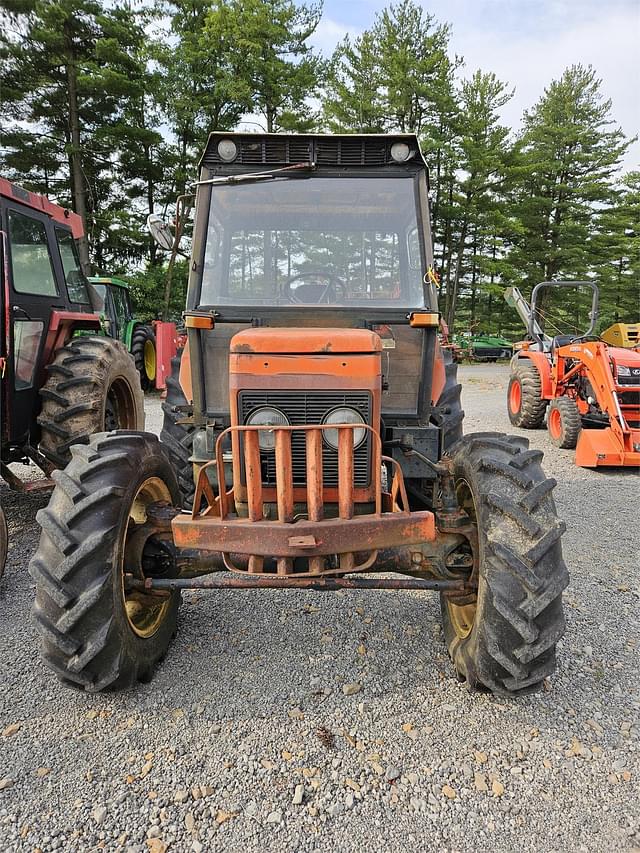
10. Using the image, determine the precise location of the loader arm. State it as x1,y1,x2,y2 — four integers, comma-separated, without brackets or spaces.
555,340,640,466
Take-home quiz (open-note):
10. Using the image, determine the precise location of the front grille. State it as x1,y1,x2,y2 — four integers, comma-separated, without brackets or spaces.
239,391,372,487
617,374,640,387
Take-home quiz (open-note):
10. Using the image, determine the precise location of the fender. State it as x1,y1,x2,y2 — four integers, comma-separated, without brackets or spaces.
513,350,553,398
42,310,101,368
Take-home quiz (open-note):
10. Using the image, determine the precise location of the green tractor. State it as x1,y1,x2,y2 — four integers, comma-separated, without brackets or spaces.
88,276,157,390
454,331,513,362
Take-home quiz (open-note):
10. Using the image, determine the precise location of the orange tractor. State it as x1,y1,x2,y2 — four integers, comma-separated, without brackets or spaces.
507,281,640,467
29,133,568,696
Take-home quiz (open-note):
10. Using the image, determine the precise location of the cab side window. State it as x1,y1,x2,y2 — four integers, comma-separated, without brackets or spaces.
56,227,90,304
8,211,58,296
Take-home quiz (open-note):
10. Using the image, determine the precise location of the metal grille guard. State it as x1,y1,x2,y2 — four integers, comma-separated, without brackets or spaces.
171,423,436,577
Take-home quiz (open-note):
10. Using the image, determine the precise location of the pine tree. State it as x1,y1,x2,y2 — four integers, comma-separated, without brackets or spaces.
0,0,152,272
211,0,324,134
509,64,632,291
323,32,385,133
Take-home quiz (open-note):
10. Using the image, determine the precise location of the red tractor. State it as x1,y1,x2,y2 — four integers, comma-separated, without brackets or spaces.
507,281,640,467
0,179,144,575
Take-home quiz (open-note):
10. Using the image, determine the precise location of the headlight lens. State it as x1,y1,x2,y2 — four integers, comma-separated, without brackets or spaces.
322,407,366,450
245,407,289,450
616,364,631,376
217,139,238,162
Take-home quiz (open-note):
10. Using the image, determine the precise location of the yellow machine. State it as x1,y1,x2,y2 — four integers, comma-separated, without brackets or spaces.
601,323,640,348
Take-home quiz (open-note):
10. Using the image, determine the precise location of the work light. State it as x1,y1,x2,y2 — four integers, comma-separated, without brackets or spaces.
217,139,238,162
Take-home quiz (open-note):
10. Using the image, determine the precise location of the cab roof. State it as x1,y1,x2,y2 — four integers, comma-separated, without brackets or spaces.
89,276,130,290
0,177,84,239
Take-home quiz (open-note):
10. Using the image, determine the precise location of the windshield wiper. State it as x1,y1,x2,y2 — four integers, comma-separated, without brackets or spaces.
197,161,316,187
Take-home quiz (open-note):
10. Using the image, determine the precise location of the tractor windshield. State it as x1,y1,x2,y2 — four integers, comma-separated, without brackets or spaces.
199,176,426,308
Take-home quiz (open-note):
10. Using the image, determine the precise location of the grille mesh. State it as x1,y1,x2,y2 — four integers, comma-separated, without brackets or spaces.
204,137,396,167
239,391,372,487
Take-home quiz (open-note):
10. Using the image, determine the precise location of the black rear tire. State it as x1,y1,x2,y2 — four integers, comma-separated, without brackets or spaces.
440,432,568,695
29,432,181,691
131,324,156,391
160,351,195,509
434,345,464,452
507,361,547,429
38,336,144,468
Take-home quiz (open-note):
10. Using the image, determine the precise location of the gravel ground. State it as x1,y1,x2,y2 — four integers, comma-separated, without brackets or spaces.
1,365,638,853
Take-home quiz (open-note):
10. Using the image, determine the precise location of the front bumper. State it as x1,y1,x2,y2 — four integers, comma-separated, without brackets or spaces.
171,422,439,577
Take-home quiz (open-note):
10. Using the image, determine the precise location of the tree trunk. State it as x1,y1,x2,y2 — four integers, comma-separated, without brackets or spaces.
64,23,91,274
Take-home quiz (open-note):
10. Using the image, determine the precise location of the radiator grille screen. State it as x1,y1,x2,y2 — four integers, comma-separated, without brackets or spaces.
238,391,372,487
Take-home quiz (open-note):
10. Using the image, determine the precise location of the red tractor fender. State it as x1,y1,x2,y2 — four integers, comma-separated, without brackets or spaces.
42,311,101,366
512,350,553,399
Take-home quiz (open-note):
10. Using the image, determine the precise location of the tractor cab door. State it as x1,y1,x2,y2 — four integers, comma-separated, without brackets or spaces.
1,201,91,449
2,200,64,448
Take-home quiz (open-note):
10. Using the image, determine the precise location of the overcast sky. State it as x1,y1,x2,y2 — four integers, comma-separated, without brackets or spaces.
312,0,639,171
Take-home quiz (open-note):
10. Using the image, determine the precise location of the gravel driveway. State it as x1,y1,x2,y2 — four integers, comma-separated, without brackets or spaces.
1,365,638,853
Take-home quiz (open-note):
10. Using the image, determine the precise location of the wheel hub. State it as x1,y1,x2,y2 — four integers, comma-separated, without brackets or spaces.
121,478,174,638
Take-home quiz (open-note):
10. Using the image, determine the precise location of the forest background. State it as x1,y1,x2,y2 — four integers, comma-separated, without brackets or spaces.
1,0,638,335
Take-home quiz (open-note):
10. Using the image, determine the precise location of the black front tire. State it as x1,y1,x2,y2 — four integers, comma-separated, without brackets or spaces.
29,432,181,691
160,351,195,509
547,397,582,449
440,432,568,696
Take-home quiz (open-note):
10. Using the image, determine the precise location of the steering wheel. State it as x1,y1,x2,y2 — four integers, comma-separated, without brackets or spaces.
285,270,346,304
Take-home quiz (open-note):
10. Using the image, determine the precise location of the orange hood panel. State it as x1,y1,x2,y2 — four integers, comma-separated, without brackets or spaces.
230,328,382,355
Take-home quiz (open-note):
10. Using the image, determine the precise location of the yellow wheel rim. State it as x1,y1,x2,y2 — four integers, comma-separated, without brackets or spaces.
446,477,479,640
121,477,172,638
143,339,156,382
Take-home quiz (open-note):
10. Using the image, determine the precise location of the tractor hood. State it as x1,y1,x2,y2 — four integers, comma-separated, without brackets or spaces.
230,328,382,355
610,346,640,367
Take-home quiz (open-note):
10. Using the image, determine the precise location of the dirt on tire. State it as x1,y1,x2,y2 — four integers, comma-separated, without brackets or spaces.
29,432,181,691
160,351,195,509
38,336,144,468
441,431,569,695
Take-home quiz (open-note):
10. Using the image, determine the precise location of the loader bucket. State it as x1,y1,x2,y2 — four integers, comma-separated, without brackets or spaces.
574,427,640,467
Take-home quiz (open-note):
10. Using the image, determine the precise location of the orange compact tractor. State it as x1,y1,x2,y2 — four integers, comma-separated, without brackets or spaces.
507,281,640,467
30,133,568,696
0,179,144,576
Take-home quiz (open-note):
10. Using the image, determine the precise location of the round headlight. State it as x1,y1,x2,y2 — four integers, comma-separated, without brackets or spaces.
322,407,366,450
217,139,238,162
390,142,413,163
245,407,289,450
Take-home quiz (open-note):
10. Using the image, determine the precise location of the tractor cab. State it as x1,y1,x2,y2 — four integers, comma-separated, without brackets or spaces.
0,178,143,488
182,133,447,496
88,275,135,341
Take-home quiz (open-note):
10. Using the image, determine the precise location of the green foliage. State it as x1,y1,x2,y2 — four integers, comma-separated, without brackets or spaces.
0,1,635,333
125,261,189,324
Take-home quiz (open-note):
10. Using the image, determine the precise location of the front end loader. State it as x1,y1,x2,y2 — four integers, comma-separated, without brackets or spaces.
29,133,569,696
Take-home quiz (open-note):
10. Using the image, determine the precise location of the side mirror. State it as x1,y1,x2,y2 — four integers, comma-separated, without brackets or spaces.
147,214,175,252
